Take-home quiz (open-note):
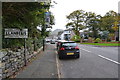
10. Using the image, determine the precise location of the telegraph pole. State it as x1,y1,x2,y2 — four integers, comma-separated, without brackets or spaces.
42,11,51,51
42,24,45,51
41,11,46,51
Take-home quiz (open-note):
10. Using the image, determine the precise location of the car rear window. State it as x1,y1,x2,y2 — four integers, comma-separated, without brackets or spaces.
62,43,77,47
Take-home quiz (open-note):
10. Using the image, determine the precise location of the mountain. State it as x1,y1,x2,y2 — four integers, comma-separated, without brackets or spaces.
50,29,63,36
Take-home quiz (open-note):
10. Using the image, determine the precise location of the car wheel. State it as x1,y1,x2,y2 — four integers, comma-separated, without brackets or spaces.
76,54,80,58
59,55,63,59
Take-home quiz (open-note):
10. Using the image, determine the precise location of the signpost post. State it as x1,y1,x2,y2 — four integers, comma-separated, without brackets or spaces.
4,28,28,66
41,11,51,51
24,38,27,66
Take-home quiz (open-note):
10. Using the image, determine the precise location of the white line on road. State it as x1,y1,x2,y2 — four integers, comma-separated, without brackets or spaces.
81,48,91,53
55,51,61,79
80,47,119,65
98,55,120,65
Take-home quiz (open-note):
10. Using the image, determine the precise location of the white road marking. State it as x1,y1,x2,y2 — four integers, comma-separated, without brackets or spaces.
98,55,120,65
55,51,61,79
80,47,119,65
81,48,91,53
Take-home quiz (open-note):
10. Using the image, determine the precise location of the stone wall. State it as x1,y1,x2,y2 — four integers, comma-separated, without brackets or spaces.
0,47,43,78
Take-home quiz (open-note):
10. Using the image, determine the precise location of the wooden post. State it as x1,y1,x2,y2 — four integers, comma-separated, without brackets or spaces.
43,38,45,51
24,38,27,66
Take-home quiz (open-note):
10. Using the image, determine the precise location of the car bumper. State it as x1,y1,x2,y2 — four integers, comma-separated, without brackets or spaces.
58,51,80,57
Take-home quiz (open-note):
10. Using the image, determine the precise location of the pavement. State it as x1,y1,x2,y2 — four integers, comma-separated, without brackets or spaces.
16,44,58,78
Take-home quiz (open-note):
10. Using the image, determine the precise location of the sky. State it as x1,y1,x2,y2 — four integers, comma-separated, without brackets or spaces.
50,0,120,31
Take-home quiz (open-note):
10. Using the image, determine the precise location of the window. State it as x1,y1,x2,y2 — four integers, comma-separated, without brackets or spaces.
62,43,77,47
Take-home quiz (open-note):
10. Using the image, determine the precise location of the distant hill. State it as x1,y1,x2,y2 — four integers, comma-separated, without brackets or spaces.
50,29,63,36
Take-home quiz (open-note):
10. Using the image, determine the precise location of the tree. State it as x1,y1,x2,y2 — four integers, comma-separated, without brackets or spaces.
85,12,101,39
66,10,86,35
99,31,109,40
66,10,118,41
99,10,118,41
2,2,53,48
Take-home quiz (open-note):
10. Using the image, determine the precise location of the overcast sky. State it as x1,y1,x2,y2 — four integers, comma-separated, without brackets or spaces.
50,0,120,31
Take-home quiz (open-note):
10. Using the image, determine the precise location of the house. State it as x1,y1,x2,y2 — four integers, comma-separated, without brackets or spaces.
57,29,75,40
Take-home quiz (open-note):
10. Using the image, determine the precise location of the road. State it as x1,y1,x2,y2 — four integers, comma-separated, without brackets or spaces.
16,43,118,78
55,44,118,78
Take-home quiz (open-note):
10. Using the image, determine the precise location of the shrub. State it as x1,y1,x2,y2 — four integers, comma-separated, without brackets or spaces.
88,37,95,43
94,38,102,43
71,35,81,42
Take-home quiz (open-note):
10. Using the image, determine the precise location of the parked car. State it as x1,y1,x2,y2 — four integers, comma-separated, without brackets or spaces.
45,39,51,43
50,39,56,44
57,40,80,59
56,40,65,50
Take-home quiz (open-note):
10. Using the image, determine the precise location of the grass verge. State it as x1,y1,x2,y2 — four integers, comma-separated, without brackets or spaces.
80,42,120,46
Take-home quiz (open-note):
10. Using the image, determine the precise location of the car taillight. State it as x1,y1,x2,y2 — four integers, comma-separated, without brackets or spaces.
60,47,65,50
75,46,79,49
57,42,60,45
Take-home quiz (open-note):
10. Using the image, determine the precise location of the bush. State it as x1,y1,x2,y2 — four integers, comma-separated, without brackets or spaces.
107,38,111,42
71,35,81,42
88,37,95,43
94,38,102,43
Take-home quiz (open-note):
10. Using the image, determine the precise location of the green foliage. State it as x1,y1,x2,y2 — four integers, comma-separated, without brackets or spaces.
88,37,94,43
2,38,24,49
94,38,102,43
81,43,119,46
50,15,55,25
66,10,86,35
2,2,53,49
26,38,33,49
71,35,81,42
100,31,109,39
66,10,118,41
85,12,101,38
100,16,115,33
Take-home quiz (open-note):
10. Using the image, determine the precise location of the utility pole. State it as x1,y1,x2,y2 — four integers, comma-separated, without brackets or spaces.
42,24,45,51
42,11,51,51
42,11,46,51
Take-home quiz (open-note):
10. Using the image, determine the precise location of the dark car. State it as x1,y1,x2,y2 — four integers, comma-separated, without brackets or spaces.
50,39,56,44
56,40,65,50
45,39,51,43
57,40,80,59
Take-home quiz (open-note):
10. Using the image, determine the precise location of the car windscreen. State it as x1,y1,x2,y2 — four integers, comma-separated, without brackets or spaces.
62,43,77,47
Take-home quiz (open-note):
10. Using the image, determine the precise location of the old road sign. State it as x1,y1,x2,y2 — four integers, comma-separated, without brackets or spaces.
4,28,28,38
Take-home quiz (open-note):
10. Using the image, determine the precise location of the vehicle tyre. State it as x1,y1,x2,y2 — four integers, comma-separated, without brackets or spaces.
76,54,80,58
59,55,63,59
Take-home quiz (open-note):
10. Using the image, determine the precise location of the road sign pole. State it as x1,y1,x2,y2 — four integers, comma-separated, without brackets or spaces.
43,38,45,51
24,38,27,66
